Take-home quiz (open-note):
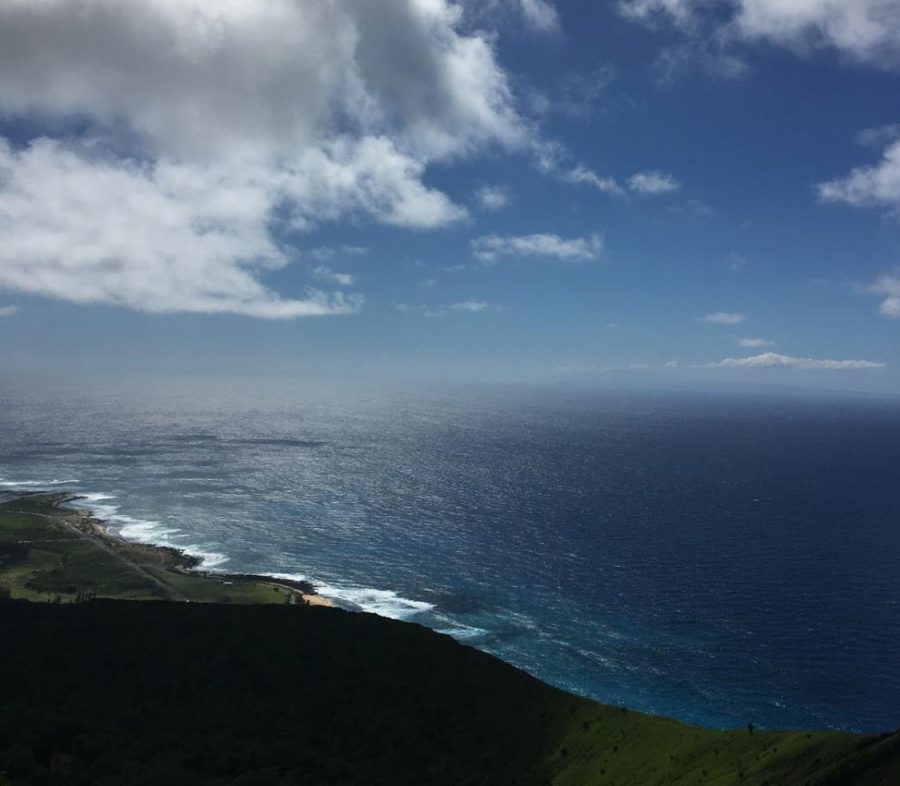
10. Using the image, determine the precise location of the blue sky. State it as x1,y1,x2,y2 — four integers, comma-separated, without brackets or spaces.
1,0,899,391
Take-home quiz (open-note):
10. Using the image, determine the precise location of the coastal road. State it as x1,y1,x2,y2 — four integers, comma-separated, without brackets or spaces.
11,508,189,602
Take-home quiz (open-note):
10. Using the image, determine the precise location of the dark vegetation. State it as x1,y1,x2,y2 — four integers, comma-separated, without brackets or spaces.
1,496,899,785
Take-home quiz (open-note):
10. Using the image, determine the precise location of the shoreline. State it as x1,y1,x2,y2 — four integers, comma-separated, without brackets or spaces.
13,490,331,607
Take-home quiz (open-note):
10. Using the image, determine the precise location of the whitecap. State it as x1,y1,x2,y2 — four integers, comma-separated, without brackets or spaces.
181,547,229,569
262,571,310,583
0,478,80,487
67,492,228,569
315,583,435,620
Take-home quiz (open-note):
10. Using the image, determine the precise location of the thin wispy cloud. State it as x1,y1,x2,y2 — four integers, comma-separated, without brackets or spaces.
309,246,368,262
450,300,492,312
563,166,624,196
0,305,18,317
620,0,900,71
312,266,356,287
396,299,498,317
857,124,900,149
728,253,747,271
701,312,746,325
554,362,651,374
562,166,680,197
473,233,603,263
474,185,512,211
739,337,775,348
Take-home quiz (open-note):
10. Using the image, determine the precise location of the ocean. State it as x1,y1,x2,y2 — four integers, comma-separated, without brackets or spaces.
1,378,898,733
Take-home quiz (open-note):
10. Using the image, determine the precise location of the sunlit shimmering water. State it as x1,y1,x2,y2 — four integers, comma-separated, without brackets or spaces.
2,378,899,732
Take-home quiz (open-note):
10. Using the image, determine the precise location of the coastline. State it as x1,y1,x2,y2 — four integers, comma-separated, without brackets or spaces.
5,490,331,607
63,493,334,607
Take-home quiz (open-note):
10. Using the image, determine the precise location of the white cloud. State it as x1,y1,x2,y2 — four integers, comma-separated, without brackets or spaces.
728,252,747,271
866,272,900,317
0,0,529,317
702,311,746,324
310,245,368,262
628,170,680,195
395,298,496,316
0,305,18,317
0,139,361,318
703,352,884,370
312,266,356,287
561,166,681,197
621,0,900,69
478,0,560,32
474,185,512,210
857,124,900,148
563,166,625,196
516,0,560,32
450,299,490,312
472,232,603,262
818,139,900,209
395,303,447,318
530,68,617,119
739,337,775,348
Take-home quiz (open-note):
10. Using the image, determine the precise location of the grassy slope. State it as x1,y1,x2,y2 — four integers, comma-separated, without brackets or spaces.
1,498,898,785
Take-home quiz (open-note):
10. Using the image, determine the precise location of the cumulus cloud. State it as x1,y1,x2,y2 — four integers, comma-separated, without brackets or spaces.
620,0,900,70
628,170,680,195
739,337,775,348
818,139,900,210
0,0,528,317
866,272,900,317
312,266,356,287
702,311,746,324
0,305,18,317
0,139,363,318
472,232,603,262
702,352,884,370
474,185,512,210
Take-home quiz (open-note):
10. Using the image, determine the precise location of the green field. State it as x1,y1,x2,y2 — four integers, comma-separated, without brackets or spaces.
0,494,314,606
1,496,898,785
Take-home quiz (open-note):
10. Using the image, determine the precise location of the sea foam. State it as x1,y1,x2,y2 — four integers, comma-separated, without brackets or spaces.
67,491,228,569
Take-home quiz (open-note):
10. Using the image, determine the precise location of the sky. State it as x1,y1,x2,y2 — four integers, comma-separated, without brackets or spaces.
1,0,900,392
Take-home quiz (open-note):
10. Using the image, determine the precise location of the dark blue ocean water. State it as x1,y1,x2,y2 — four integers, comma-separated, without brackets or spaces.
1,379,898,733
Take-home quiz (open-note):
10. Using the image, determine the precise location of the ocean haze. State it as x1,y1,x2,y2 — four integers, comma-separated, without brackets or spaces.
1,378,899,733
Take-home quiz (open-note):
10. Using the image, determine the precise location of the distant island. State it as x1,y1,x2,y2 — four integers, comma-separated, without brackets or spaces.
1,493,898,785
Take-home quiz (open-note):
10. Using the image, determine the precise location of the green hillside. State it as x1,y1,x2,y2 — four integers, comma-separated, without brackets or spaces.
1,496,898,785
